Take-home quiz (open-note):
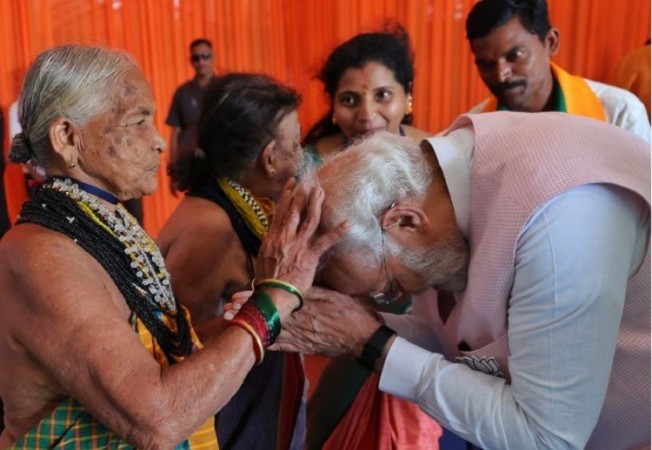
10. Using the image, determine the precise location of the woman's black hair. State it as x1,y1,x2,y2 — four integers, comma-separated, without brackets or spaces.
169,73,300,191
466,0,552,42
303,23,415,146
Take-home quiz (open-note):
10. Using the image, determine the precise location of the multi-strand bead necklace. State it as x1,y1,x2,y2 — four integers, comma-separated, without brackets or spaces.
50,177,176,312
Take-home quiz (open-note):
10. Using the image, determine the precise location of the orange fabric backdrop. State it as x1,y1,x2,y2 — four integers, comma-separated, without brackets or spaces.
0,0,649,236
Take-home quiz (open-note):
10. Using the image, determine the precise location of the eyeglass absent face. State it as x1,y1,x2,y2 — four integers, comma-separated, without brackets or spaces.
333,61,410,139
470,17,558,112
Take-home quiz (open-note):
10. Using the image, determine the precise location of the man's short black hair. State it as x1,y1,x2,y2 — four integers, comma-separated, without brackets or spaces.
466,0,551,42
190,38,213,52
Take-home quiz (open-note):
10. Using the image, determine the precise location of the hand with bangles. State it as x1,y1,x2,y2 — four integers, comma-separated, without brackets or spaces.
226,178,347,363
0,45,346,450
224,285,382,361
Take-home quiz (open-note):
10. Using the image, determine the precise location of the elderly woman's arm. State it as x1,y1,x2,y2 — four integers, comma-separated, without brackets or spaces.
0,180,344,450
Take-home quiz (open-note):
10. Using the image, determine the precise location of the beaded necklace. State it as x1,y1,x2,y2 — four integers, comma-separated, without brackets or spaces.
217,177,271,239
50,177,176,312
18,178,193,357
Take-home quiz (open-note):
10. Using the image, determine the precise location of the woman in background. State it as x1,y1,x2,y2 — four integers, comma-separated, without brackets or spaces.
303,23,431,163
158,73,307,450
302,24,442,450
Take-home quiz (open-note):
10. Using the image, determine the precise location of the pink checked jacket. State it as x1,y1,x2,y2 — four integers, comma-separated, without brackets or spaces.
438,112,650,449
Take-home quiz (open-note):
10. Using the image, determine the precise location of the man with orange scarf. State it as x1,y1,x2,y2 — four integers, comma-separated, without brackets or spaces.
465,0,650,144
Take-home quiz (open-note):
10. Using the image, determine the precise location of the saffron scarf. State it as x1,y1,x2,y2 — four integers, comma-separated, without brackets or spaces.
482,62,607,121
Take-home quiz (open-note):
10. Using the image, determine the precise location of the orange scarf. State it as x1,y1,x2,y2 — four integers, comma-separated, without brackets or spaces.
321,373,442,450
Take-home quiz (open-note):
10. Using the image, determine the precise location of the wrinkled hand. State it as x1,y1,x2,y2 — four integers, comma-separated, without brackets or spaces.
256,178,346,295
270,286,382,359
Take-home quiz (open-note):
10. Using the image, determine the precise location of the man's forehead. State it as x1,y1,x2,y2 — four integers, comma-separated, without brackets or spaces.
472,18,537,52
191,43,211,53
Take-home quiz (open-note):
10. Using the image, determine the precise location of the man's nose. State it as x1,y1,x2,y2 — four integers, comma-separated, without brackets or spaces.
496,59,513,83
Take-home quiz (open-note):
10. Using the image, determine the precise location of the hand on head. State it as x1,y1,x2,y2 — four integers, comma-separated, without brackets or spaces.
255,178,347,304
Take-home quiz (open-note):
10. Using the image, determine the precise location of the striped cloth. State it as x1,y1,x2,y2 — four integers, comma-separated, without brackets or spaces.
9,311,218,449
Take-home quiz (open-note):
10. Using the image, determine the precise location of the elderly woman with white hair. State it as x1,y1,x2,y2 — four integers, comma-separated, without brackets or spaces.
0,44,343,449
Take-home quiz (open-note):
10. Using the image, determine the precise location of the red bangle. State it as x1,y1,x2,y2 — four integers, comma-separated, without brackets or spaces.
230,319,265,365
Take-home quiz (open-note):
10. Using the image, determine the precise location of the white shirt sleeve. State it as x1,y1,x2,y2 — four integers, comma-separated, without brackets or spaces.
587,78,651,144
379,184,650,450
381,289,446,354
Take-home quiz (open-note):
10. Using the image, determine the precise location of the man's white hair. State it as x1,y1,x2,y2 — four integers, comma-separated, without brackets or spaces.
317,131,432,268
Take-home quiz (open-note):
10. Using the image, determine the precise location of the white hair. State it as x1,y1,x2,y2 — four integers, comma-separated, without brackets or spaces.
9,45,138,167
317,131,433,268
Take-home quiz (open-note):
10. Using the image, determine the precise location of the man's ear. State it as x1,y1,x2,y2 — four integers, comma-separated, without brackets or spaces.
258,139,277,178
545,27,560,56
48,117,80,167
380,204,430,234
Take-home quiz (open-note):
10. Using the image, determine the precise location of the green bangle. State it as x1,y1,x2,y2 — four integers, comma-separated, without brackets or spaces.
250,290,281,339
256,278,305,312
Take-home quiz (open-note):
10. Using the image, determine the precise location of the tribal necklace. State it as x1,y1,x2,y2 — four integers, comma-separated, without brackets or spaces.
218,177,272,239
51,177,176,311
18,177,193,358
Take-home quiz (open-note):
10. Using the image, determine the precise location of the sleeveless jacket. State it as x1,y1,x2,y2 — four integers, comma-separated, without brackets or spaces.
437,112,650,449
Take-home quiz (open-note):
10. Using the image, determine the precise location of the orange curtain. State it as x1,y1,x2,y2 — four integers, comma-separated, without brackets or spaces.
0,0,649,237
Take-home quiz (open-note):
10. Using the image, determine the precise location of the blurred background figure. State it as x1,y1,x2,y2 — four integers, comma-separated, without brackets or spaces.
166,38,218,194
302,23,443,450
158,73,307,450
607,39,651,121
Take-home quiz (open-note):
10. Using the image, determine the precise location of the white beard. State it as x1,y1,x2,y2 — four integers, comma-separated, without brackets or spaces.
389,229,469,293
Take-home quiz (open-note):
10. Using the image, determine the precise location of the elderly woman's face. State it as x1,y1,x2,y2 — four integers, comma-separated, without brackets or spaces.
78,68,165,200
271,110,303,191
332,61,410,139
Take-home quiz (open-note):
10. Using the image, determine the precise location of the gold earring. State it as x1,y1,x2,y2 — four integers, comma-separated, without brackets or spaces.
331,114,337,125
68,155,76,168
406,95,413,115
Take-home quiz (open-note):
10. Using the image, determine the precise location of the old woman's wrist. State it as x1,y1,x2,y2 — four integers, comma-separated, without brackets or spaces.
256,278,304,312
228,289,285,364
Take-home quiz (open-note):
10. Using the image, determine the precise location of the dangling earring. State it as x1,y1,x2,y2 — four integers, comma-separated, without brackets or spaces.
331,114,337,125
406,95,413,115
68,154,77,168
